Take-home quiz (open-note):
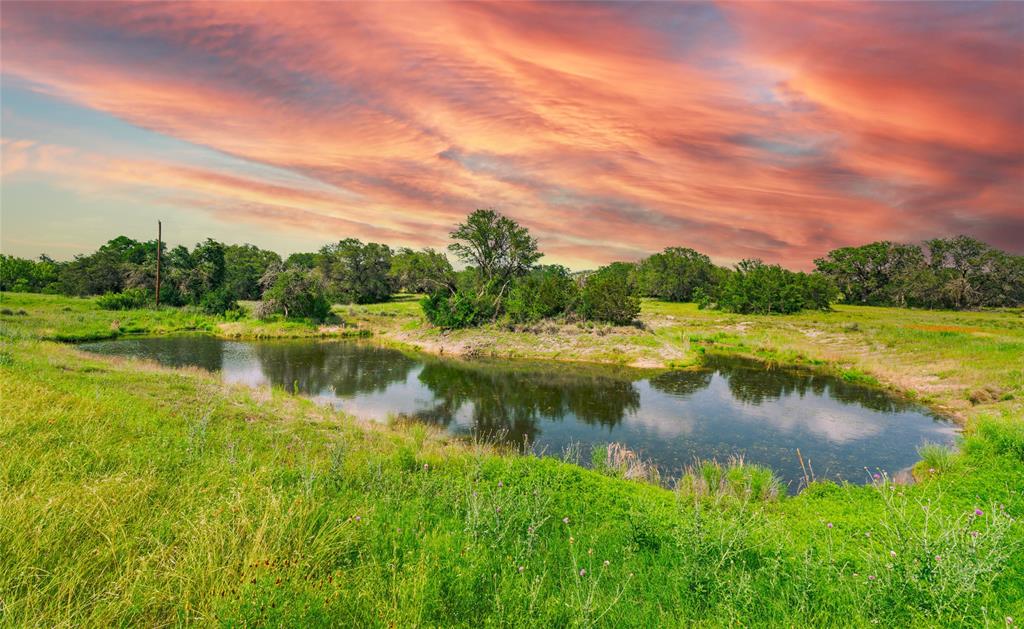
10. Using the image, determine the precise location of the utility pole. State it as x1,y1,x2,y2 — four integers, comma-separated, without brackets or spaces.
155,220,162,307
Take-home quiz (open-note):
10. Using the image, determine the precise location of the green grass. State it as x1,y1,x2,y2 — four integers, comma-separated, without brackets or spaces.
1,293,1022,626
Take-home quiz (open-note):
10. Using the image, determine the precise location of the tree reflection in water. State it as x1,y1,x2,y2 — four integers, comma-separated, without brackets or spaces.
703,356,921,414
407,359,640,445
253,341,418,396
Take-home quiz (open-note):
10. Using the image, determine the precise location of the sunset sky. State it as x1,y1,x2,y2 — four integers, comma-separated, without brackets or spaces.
2,1,1022,269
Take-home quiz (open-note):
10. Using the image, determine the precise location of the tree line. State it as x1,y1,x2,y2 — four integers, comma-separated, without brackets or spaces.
1,210,1021,325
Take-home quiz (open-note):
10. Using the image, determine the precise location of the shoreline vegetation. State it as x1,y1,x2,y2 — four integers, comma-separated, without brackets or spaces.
1,291,1022,625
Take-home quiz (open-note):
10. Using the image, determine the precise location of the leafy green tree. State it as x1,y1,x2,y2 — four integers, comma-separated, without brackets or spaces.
580,263,640,325
224,244,281,301
389,248,453,293
170,239,227,305
505,265,579,323
637,247,716,301
925,236,1013,309
814,241,925,306
447,209,541,302
700,259,835,314
0,255,62,292
319,239,393,304
285,252,319,269
260,265,331,320
58,248,125,296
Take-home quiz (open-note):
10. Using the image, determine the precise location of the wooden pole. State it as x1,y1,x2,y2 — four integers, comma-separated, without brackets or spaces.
155,221,162,307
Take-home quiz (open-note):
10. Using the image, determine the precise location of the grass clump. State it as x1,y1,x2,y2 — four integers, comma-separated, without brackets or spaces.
917,442,959,476
675,457,781,502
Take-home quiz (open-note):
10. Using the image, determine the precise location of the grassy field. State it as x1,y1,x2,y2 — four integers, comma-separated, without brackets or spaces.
1,292,1022,626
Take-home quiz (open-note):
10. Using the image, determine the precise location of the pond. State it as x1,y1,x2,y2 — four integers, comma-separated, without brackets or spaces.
80,336,957,491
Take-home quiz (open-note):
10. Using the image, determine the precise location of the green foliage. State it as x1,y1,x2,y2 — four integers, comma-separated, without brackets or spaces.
319,238,393,304
505,265,579,323
420,272,497,329
699,259,837,314
637,247,717,301
581,264,640,325
224,244,281,301
448,209,541,295
389,247,453,293
198,287,238,316
816,236,1023,309
260,266,331,321
96,288,149,310
0,254,61,293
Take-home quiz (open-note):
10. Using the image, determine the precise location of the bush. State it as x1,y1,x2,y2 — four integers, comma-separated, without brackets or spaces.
637,247,717,301
505,265,579,323
199,287,239,316
96,288,149,310
261,268,331,320
580,264,640,325
698,259,836,314
421,289,495,329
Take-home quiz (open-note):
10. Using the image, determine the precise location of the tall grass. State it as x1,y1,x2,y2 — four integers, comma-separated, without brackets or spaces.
1,294,1022,625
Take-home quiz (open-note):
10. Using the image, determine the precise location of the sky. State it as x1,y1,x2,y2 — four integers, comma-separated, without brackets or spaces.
1,1,1022,270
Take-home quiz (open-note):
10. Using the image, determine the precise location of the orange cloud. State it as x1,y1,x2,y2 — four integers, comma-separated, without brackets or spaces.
1,1,1021,267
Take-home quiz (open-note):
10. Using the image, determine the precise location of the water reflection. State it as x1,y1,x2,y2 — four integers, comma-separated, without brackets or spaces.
410,360,640,442
252,341,417,397
79,337,956,489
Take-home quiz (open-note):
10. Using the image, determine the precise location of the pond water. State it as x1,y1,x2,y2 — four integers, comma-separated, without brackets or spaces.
80,336,956,491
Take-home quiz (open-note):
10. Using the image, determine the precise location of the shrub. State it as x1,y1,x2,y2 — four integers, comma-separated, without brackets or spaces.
199,287,238,316
261,268,331,320
580,264,639,325
96,288,149,310
421,289,495,329
505,265,579,323
698,259,836,314
636,247,717,301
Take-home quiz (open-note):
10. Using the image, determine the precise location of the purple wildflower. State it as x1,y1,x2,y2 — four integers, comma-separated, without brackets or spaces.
974,508,984,516
868,575,876,581
826,522,833,529
579,569,586,576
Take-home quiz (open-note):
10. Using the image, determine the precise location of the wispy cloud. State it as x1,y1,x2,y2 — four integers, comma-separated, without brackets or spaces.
2,1,1021,266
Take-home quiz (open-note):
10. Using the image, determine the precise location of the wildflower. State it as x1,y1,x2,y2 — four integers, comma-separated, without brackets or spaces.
872,473,881,480
826,522,833,529
563,517,570,524
865,532,871,538
935,555,942,562
527,526,534,534
970,531,979,538
495,506,501,513
579,568,586,576
1005,617,1013,626
890,550,897,558
868,575,876,581
853,573,859,577
569,536,575,544
497,480,503,488
423,463,429,471
603,560,610,567
355,515,361,522
928,468,936,474
587,548,594,556
518,566,524,573
974,508,984,516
